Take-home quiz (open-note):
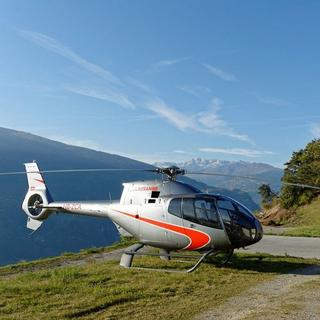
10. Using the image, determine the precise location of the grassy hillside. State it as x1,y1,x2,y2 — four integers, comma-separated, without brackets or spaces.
262,197,320,237
283,197,320,237
0,241,318,320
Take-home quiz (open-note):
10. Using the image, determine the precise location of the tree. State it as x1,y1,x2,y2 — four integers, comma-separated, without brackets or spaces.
258,184,274,206
280,139,320,208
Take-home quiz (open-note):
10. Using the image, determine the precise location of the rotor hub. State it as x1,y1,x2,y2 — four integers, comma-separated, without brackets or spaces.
156,166,186,181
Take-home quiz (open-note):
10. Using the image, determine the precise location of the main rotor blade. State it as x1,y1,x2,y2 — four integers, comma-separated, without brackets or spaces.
186,171,320,190
185,171,263,181
0,168,155,176
282,182,320,190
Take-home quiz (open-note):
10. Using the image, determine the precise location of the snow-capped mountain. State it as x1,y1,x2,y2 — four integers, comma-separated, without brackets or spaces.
154,158,281,176
154,158,283,204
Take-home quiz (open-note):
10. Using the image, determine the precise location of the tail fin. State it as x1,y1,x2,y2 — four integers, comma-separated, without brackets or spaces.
22,162,52,231
25,162,47,192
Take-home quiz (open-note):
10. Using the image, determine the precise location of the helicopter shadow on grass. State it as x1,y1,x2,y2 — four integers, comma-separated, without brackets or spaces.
126,251,318,275
205,252,320,276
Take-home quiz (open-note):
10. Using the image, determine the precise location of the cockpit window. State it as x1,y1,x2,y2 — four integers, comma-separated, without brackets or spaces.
231,201,254,229
168,198,182,217
167,197,222,229
234,202,254,219
194,199,208,220
194,199,221,229
182,198,196,222
216,199,235,223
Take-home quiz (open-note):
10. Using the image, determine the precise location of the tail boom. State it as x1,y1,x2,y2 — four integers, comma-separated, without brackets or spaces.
21,162,118,231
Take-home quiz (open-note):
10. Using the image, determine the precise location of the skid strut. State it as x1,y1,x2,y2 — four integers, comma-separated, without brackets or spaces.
120,243,145,268
119,244,233,273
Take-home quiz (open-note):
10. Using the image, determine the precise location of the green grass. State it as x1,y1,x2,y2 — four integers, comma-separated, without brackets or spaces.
0,247,318,320
282,226,320,237
0,237,135,278
283,197,320,237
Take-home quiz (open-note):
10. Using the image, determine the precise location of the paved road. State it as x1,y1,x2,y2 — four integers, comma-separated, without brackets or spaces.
238,235,320,259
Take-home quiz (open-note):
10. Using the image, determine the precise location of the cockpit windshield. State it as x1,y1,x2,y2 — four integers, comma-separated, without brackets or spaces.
168,196,222,229
216,196,259,246
168,194,262,247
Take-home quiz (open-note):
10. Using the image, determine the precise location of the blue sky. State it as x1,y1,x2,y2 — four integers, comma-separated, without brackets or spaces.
0,1,320,167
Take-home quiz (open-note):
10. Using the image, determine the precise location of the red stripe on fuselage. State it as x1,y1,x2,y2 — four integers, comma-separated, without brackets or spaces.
114,209,211,250
34,178,45,184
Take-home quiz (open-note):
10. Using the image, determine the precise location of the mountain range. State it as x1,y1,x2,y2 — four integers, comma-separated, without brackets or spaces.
0,127,259,265
154,158,283,204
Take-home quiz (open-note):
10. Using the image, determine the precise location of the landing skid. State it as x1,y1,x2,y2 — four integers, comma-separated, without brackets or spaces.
119,243,234,273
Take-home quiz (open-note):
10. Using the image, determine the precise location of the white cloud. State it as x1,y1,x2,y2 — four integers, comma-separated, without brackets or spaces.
18,29,121,85
145,97,252,143
65,86,135,109
196,98,252,143
18,29,138,110
177,85,211,98
146,98,192,131
203,64,237,82
199,147,274,157
148,57,189,72
125,77,154,94
126,114,160,123
197,111,251,142
252,93,292,107
311,123,320,138
173,150,193,155
17,29,252,144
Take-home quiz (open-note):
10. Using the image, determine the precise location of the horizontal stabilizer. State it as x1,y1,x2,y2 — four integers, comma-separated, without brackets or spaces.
27,217,43,231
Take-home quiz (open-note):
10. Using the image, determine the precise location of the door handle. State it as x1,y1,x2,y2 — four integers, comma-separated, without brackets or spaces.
190,224,195,228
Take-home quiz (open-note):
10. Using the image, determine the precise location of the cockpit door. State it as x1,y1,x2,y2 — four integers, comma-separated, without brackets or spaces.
166,197,230,250
181,198,219,250
166,198,189,249
181,198,200,229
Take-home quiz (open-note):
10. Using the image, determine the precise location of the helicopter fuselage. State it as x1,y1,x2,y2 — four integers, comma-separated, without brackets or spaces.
36,179,263,251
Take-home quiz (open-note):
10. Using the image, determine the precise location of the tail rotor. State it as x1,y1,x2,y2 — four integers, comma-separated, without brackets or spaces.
22,162,52,231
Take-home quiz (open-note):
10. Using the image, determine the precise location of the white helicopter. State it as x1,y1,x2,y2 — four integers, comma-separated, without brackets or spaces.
4,162,319,272
1,162,264,272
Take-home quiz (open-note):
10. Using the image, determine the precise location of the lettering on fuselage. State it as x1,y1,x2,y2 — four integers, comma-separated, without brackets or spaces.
62,203,82,211
132,186,159,192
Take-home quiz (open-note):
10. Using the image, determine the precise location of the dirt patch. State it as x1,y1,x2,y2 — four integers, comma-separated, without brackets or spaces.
260,204,295,226
194,265,320,320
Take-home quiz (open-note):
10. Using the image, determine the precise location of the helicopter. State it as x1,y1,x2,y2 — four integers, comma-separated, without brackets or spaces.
3,162,319,272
